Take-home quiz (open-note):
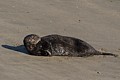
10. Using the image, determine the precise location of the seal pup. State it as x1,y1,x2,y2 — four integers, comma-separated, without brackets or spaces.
23,34,118,57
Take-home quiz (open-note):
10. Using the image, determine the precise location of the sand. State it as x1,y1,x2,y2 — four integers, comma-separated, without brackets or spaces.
0,0,120,80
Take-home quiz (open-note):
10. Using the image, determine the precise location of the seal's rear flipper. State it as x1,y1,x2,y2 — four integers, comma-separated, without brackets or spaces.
95,51,118,57
101,52,118,57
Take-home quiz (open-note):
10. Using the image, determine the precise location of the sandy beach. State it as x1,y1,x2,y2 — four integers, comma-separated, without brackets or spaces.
0,0,120,80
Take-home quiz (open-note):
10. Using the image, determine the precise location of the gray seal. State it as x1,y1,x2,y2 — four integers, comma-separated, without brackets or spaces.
23,34,118,57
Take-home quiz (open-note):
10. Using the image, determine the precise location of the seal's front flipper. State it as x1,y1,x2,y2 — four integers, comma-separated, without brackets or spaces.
45,50,52,56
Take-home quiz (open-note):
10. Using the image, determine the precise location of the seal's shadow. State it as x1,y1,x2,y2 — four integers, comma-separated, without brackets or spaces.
2,45,28,54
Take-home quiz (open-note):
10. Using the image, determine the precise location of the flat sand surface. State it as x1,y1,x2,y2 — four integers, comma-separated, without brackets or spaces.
0,0,120,80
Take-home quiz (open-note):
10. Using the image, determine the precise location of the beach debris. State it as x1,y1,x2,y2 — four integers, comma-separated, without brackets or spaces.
110,1,113,2
26,11,30,13
97,71,101,74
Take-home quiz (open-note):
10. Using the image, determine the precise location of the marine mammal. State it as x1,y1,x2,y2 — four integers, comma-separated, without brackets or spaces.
23,34,118,57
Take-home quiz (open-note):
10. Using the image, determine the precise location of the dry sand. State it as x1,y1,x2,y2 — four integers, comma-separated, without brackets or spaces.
0,0,120,80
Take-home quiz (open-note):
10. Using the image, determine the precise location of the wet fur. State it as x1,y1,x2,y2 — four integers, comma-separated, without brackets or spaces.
23,34,118,57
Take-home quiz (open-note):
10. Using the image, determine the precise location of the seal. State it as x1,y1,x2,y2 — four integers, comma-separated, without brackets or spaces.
23,34,118,57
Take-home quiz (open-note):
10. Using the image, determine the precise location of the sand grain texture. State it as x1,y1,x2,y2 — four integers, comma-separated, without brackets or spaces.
0,0,120,80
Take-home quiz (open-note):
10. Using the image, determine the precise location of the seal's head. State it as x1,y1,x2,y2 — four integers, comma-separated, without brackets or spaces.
23,34,41,52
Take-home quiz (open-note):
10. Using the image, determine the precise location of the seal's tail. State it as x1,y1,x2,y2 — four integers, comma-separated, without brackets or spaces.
94,51,118,57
